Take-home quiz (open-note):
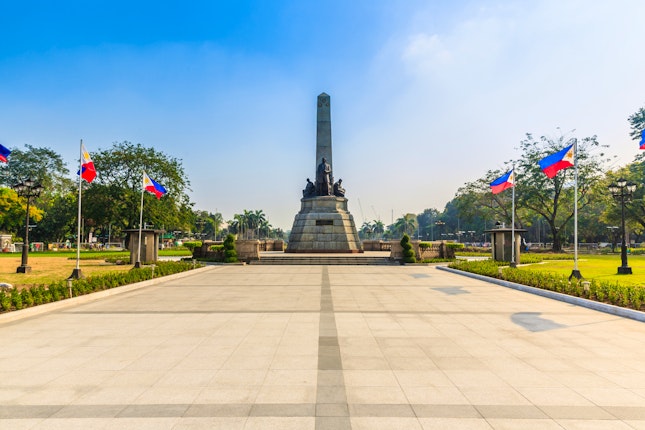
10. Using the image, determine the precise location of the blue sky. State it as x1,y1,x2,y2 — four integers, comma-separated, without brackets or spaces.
1,1,644,230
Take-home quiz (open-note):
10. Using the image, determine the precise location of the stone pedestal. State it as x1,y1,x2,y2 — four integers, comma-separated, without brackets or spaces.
286,196,363,253
123,229,164,265
485,227,527,263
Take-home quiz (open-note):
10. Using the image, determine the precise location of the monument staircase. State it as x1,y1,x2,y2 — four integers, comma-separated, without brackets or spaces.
250,254,397,266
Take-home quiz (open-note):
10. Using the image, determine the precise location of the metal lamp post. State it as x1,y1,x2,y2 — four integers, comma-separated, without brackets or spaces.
435,221,445,241
13,178,44,274
608,179,637,275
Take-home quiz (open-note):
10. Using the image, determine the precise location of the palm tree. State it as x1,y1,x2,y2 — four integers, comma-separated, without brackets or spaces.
394,214,418,237
360,221,374,240
233,213,248,239
372,220,385,239
211,212,223,240
253,210,267,239
259,220,271,239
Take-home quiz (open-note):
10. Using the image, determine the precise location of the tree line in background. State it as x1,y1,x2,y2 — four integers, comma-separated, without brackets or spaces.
0,140,287,246
1,105,643,249
360,105,645,252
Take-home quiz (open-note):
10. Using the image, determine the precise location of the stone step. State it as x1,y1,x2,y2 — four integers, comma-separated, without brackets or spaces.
250,256,397,266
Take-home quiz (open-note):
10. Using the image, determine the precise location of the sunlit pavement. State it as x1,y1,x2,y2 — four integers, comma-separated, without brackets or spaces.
1,264,645,429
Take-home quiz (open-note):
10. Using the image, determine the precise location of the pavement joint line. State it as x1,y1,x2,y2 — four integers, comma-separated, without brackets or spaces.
2,403,644,419
437,265,645,323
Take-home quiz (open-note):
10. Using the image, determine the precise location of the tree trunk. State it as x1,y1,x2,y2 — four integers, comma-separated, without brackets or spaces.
548,221,562,252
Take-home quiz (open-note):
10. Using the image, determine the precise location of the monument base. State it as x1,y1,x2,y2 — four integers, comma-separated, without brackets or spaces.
286,196,363,253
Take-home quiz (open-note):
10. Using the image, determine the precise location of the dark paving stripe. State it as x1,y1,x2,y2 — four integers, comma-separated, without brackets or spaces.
184,403,252,417
0,405,62,419
316,266,351,430
1,403,641,419
250,403,315,417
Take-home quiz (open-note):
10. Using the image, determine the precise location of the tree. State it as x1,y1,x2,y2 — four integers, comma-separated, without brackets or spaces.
455,169,522,230
393,214,418,237
0,145,72,195
628,106,645,142
400,233,416,263
359,221,374,240
194,210,224,240
0,188,38,236
0,187,45,241
32,191,77,243
83,141,193,236
602,154,645,235
414,209,436,240
515,132,607,251
372,220,385,239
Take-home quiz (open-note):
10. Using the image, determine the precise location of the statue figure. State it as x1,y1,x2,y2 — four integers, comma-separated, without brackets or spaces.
316,157,332,196
333,179,345,197
303,178,315,198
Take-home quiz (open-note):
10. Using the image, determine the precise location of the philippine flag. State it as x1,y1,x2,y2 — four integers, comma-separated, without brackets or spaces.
79,143,96,183
0,144,10,163
143,172,167,199
640,129,645,150
490,170,515,194
538,144,575,179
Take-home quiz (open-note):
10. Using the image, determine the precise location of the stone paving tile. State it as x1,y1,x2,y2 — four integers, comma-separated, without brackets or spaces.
3,264,645,429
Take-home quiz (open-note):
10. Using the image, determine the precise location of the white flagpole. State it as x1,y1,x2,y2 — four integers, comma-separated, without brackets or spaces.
71,139,83,279
511,166,516,267
571,138,582,279
136,171,145,268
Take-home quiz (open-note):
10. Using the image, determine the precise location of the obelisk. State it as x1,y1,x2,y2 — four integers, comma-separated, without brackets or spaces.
316,93,332,174
286,93,363,253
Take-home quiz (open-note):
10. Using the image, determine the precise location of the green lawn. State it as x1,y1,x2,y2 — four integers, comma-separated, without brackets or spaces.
0,249,192,289
518,254,645,286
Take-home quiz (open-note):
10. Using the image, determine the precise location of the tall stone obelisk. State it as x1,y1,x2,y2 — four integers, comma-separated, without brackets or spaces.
316,93,332,174
286,93,363,253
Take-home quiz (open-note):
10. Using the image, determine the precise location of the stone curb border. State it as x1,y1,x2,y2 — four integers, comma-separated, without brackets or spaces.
437,265,645,323
0,265,219,325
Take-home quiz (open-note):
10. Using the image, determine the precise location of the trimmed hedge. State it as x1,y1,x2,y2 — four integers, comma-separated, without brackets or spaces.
223,234,238,263
0,261,201,314
448,259,645,311
400,234,416,264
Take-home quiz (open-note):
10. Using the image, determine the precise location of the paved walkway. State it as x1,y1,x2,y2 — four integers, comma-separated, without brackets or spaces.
1,265,645,429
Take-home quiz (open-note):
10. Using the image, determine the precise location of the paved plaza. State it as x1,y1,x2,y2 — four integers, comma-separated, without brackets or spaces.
2,264,645,429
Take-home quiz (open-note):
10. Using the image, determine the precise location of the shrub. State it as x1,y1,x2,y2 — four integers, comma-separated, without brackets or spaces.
182,241,202,252
448,260,645,311
31,286,43,306
21,289,34,308
0,290,11,312
209,244,224,251
223,234,238,263
0,261,201,314
10,288,22,310
400,234,416,264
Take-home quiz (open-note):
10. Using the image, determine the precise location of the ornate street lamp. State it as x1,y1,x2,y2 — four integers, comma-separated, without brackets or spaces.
435,221,445,241
608,178,637,274
13,178,44,274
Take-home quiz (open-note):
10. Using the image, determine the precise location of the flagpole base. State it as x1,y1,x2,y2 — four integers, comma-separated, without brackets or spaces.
568,270,583,281
134,261,143,269
617,266,632,275
68,268,84,279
